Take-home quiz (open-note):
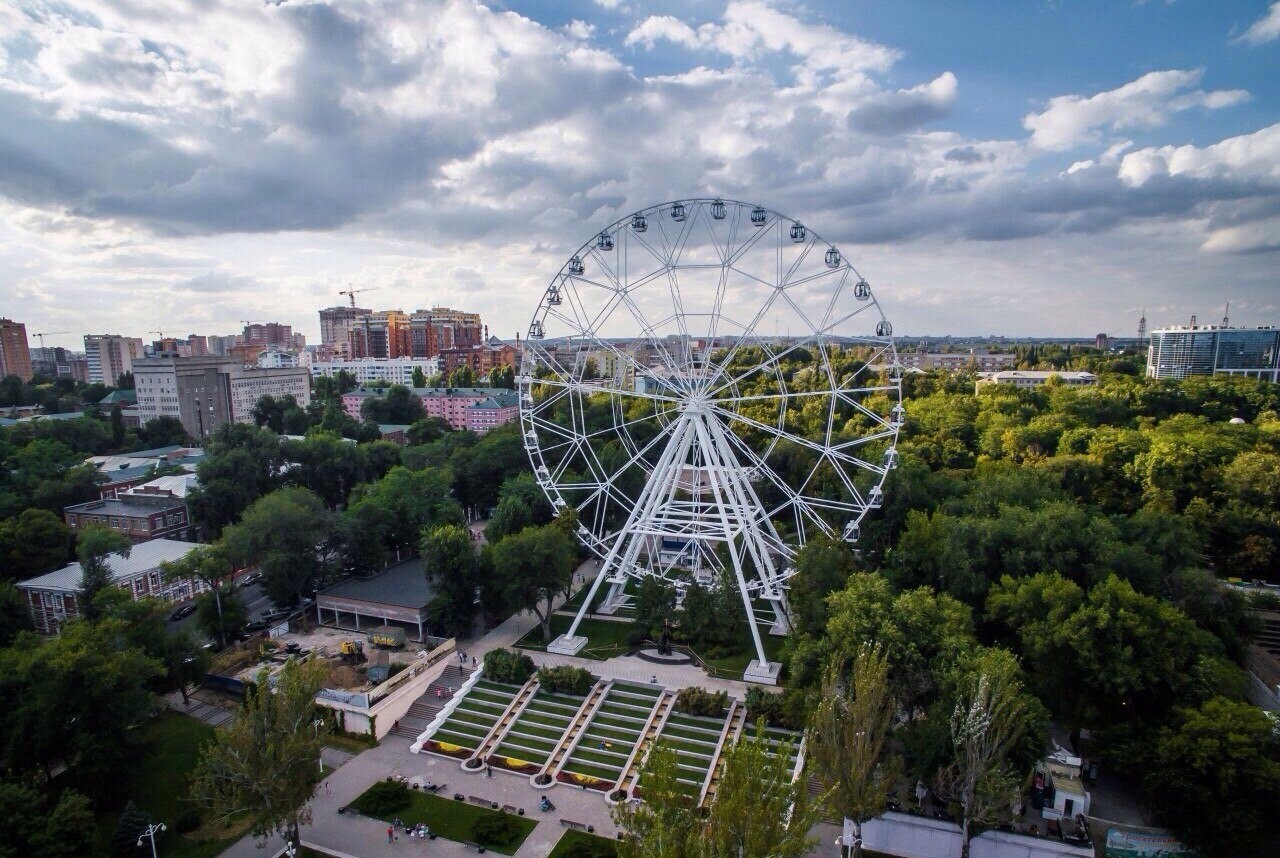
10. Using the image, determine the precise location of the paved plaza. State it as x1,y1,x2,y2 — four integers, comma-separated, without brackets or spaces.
214,564,831,858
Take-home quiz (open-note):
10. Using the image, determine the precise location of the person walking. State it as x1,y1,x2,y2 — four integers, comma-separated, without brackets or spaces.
387,826,394,844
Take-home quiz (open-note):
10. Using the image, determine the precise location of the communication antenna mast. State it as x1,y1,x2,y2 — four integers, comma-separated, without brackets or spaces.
1222,302,1230,327
1137,309,1146,343
1190,314,1197,327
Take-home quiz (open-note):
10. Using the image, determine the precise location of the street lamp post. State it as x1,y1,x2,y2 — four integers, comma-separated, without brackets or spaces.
314,718,324,773
284,841,298,858
137,822,166,858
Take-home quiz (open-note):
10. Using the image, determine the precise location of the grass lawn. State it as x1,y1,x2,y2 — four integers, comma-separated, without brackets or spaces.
324,732,377,755
351,785,535,855
549,827,620,858
516,615,634,658
97,711,244,858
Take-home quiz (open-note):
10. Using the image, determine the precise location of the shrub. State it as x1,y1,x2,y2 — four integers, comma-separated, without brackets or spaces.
674,687,729,717
351,781,412,817
744,686,803,729
536,665,595,695
174,807,202,834
483,648,535,684
472,813,522,847
561,836,620,858
625,628,649,647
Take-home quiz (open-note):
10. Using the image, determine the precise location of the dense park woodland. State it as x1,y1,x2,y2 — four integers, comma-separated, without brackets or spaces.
0,348,1279,855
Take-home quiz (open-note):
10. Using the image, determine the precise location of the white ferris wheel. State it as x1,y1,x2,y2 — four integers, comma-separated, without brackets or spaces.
518,199,902,683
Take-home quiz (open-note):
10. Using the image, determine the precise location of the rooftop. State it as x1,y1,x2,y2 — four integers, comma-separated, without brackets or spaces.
318,558,436,610
17,538,201,592
121,473,199,499
65,494,185,517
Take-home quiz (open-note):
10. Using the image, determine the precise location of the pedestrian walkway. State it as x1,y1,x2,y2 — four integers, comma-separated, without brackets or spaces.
167,689,235,728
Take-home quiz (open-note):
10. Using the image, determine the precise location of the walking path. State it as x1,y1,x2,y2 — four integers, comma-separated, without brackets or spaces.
217,560,765,858
167,689,235,728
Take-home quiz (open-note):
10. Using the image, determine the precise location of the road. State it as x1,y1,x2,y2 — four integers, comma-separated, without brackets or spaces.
164,581,277,642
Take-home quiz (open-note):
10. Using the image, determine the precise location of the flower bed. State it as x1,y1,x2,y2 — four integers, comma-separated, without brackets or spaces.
492,755,540,774
423,739,472,760
557,770,613,791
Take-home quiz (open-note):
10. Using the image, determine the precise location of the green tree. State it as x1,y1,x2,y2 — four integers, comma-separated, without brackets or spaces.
112,799,153,857
0,620,162,784
808,645,899,858
188,423,282,537
0,508,72,582
491,524,576,642
222,488,331,606
789,536,857,635
933,656,1040,853
612,743,696,858
76,523,130,621
110,403,126,446
0,582,34,646
1140,697,1280,856
349,466,463,556
406,417,451,445
161,544,238,645
411,366,427,388
449,365,476,388
280,431,366,508
633,577,677,640
422,524,478,638
140,415,190,447
987,572,1215,728
196,586,248,648
192,658,331,845
0,779,97,858
701,725,819,858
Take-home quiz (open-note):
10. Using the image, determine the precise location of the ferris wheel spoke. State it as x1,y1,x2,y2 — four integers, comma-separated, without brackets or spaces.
707,301,877,398
530,374,681,406
711,403,882,473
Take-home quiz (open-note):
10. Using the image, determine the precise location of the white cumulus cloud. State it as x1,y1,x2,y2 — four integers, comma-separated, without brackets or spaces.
1232,2,1280,45
1023,69,1250,151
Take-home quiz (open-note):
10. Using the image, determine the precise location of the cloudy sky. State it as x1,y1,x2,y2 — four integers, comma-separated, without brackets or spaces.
1,0,1277,348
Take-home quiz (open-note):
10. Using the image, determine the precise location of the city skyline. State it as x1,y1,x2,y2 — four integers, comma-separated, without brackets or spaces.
1,0,1278,349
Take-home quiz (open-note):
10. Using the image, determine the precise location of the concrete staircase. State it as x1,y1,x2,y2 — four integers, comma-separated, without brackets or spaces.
390,663,473,740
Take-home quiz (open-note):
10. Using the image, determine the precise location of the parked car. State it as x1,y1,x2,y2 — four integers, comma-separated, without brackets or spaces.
243,619,270,633
169,603,196,621
238,571,263,588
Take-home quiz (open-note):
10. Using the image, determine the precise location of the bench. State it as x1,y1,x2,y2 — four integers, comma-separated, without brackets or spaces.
502,803,524,816
467,794,499,809
460,841,488,853
559,818,594,832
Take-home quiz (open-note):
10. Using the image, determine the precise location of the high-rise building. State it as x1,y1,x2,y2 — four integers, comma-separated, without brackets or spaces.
30,346,88,381
134,355,311,438
186,334,209,356
84,334,145,385
0,319,33,381
350,310,411,359
319,306,371,346
409,307,483,357
1147,325,1280,383
243,322,292,348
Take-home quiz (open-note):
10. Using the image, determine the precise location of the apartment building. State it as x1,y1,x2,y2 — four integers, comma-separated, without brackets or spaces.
319,305,371,346
243,322,292,348
135,355,310,437
0,318,33,381
341,385,519,432
311,356,441,385
350,310,411,359
439,343,517,377
84,334,145,384
898,351,1018,372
